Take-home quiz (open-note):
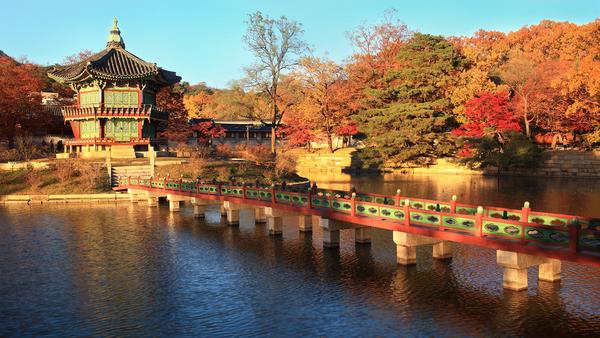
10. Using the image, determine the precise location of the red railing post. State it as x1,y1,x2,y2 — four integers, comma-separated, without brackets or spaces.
196,178,200,194
395,189,402,206
521,201,530,223
450,195,457,213
217,182,222,196
308,189,313,209
403,199,410,226
271,184,276,204
569,218,581,253
351,192,356,217
179,177,183,192
242,184,247,200
475,206,484,237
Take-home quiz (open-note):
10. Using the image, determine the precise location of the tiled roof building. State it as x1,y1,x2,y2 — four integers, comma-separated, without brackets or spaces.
47,18,181,158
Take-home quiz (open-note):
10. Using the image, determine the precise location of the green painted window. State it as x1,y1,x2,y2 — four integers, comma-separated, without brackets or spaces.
80,91,100,107
105,119,139,141
80,120,100,138
104,89,139,107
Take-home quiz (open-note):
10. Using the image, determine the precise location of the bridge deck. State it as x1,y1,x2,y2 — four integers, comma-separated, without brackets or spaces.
122,177,600,267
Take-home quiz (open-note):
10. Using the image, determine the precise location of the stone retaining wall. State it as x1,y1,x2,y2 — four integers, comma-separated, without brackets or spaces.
294,152,354,177
292,149,600,178
0,193,130,204
499,150,600,178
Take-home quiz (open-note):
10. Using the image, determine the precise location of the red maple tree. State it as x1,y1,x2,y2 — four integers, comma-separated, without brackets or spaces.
453,91,521,143
0,56,46,147
191,121,225,145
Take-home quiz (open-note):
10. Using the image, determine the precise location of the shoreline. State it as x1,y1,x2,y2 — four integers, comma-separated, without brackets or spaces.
0,193,130,204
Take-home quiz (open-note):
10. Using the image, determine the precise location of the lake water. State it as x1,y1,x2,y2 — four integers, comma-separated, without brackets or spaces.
0,174,599,337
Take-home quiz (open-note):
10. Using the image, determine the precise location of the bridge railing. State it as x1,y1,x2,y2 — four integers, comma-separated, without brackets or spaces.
121,176,600,257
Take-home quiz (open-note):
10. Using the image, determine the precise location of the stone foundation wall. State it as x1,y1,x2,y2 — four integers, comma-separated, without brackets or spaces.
395,150,600,178
292,149,600,178
500,150,600,178
294,151,354,177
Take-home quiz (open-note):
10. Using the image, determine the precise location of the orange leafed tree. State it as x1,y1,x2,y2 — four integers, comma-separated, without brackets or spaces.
157,84,191,144
0,56,46,147
345,9,412,112
294,56,350,153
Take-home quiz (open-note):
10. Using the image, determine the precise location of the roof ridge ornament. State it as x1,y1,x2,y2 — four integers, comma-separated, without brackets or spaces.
106,17,125,49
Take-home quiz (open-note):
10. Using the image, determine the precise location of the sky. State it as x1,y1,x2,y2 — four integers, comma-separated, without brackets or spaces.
1,0,598,88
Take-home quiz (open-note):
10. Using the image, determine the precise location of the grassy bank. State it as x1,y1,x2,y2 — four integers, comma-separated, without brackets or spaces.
0,162,110,195
0,156,306,195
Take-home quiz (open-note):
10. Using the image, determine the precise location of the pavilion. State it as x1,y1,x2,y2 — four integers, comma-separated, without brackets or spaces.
48,18,181,158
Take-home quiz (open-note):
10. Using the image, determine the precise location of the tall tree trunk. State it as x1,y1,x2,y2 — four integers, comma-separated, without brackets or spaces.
271,126,277,155
523,98,530,137
271,94,278,155
327,132,333,153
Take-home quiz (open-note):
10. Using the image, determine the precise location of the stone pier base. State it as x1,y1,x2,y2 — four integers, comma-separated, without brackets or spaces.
354,227,371,244
147,196,158,207
298,215,313,232
392,231,453,265
432,241,453,259
255,208,267,224
169,200,180,212
193,204,206,218
497,250,562,291
267,216,283,235
226,209,240,226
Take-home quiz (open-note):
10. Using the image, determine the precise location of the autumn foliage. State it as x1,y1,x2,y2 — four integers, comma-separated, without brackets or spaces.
453,92,521,141
0,55,47,147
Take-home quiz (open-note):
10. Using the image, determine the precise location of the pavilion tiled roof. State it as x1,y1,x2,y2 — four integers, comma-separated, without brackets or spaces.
47,18,180,86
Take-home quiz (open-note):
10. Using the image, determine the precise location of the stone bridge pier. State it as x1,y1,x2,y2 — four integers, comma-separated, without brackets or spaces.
191,197,220,218
320,218,372,248
497,250,561,291
392,231,453,265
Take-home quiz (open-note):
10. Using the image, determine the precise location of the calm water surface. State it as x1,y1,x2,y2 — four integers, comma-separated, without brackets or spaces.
0,174,599,337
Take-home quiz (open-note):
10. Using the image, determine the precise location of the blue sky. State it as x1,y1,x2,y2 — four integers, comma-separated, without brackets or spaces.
1,0,598,88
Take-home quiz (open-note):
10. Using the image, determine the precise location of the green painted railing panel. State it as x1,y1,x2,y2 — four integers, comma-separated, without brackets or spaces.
442,216,476,231
482,220,521,238
330,199,351,212
312,198,330,208
356,204,379,216
528,214,568,227
410,211,441,226
380,207,404,220
524,226,569,244
456,206,478,215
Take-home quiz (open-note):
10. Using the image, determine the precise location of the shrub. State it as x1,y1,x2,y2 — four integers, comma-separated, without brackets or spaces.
15,134,35,161
53,159,78,182
242,144,273,165
215,144,233,158
459,132,542,171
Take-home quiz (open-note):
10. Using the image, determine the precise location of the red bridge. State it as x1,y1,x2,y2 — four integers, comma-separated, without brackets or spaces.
121,176,600,291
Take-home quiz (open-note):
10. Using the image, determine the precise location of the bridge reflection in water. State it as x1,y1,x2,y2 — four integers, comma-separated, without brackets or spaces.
122,176,600,292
